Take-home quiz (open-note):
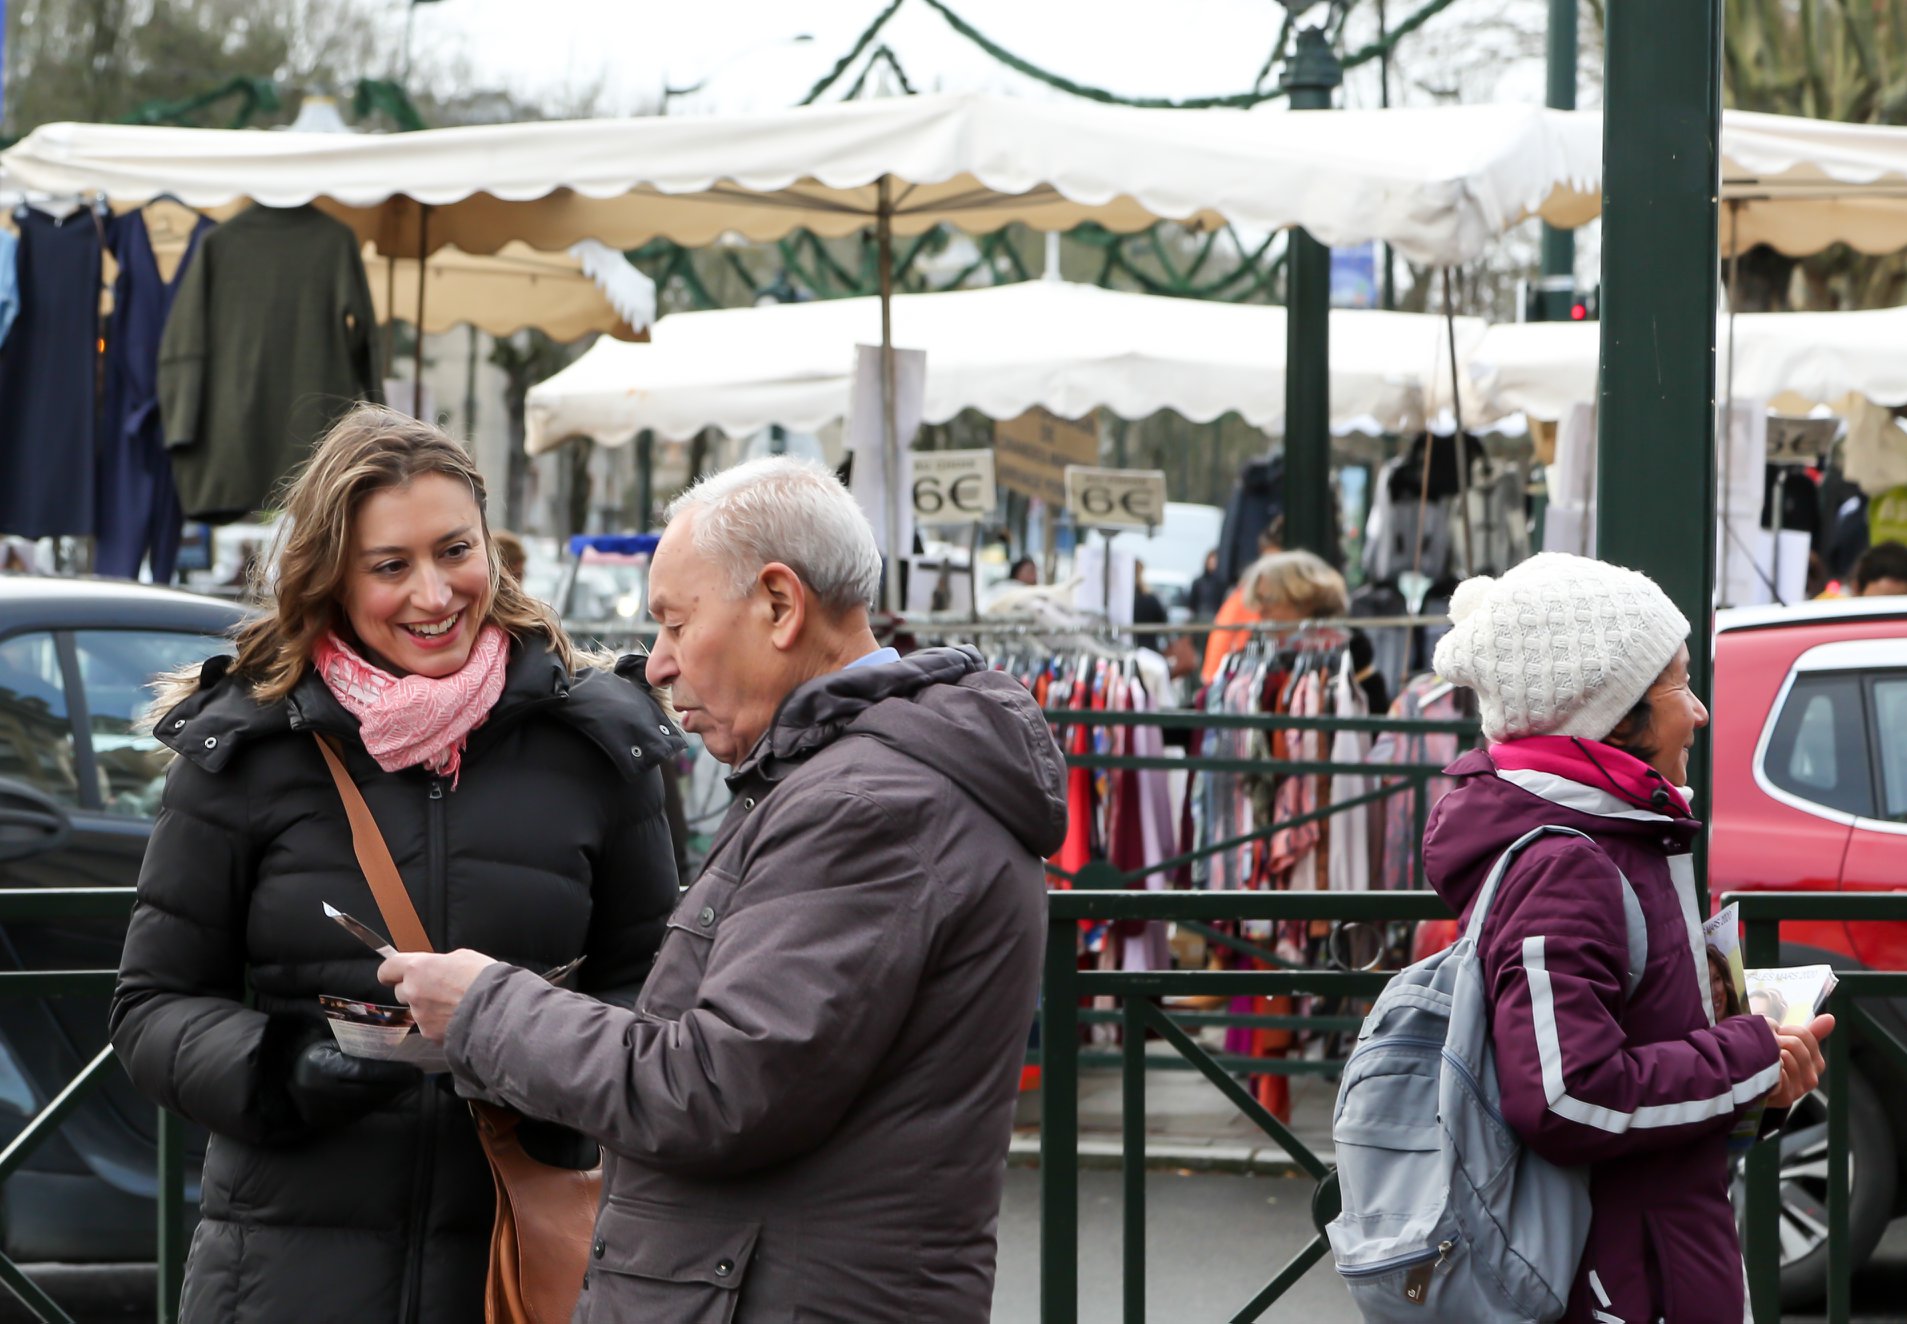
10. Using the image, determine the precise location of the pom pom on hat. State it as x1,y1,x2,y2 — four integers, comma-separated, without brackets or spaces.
1432,553,1690,743
1448,574,1494,625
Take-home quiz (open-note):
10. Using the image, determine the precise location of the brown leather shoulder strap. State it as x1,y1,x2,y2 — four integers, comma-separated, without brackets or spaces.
313,733,434,954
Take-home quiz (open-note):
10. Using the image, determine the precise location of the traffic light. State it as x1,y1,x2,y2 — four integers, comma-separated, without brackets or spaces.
1522,277,1600,323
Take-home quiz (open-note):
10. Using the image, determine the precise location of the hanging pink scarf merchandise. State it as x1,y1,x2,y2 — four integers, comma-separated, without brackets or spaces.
312,625,510,785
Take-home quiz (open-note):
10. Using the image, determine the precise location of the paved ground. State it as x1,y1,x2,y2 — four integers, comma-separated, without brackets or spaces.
992,1167,1907,1323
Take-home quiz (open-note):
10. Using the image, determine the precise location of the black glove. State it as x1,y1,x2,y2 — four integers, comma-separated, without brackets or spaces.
286,1040,422,1132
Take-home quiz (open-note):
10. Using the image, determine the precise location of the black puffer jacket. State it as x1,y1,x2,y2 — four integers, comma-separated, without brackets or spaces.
110,637,683,1324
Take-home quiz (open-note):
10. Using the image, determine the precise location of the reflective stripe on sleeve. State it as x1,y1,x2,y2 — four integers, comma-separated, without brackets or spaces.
1523,936,1781,1132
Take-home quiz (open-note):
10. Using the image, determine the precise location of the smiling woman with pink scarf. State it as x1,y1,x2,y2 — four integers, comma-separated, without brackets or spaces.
110,404,683,1324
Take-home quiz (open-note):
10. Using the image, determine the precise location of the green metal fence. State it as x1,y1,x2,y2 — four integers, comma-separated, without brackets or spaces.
0,887,186,1324
1730,891,1907,1324
1038,887,1445,1324
1039,886,1907,1324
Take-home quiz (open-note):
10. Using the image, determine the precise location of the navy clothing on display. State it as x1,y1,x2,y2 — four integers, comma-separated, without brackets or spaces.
0,209,104,539
98,211,214,581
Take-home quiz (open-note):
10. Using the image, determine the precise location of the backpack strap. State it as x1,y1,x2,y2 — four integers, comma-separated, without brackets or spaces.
1464,825,1647,998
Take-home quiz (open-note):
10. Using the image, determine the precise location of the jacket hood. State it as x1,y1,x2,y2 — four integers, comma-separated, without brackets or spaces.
157,636,684,781
1422,743,1700,920
736,645,1069,857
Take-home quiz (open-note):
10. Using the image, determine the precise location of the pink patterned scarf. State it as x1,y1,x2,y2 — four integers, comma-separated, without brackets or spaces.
311,625,510,786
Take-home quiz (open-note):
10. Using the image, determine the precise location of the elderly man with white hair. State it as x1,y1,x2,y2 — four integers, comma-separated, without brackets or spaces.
380,457,1067,1323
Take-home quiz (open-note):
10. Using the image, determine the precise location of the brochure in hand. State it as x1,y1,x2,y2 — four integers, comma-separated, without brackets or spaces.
1705,903,1839,1151
318,904,585,1075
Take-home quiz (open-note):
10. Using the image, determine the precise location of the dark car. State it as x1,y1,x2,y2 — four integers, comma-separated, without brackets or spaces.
0,577,242,1262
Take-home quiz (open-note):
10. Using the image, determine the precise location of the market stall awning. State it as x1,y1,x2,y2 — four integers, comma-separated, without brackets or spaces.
1721,110,1907,256
1462,306,1907,421
0,96,1601,266
367,240,653,340
523,279,1486,453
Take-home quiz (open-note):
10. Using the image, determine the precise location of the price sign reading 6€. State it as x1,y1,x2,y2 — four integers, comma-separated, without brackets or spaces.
910,450,998,526
1063,466,1168,531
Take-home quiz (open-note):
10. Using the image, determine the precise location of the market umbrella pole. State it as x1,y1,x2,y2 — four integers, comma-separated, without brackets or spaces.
1722,201,1743,596
413,205,432,418
877,175,903,612
1444,267,1476,575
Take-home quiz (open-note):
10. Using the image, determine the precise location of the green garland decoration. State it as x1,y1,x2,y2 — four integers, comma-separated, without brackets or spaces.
799,0,908,105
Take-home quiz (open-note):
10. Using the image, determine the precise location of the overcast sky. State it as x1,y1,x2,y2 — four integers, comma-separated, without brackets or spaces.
415,0,1559,119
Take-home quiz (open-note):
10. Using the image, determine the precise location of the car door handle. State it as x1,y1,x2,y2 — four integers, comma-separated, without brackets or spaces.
0,778,74,863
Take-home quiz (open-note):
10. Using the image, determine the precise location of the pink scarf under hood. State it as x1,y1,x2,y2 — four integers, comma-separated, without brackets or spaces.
311,625,510,786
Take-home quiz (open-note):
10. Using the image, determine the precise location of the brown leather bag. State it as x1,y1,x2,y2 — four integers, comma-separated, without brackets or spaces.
316,734,601,1324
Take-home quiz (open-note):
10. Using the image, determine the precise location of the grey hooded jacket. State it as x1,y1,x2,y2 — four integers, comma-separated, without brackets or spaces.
446,646,1068,1323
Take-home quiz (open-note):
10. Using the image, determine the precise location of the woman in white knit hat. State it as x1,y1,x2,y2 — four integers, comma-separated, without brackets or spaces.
1418,552,1832,1324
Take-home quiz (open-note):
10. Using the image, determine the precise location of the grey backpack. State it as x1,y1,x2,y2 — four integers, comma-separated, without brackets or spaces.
1325,826,1646,1322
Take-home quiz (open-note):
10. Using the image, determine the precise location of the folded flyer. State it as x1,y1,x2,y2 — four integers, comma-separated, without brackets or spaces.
318,902,587,1076
320,995,451,1073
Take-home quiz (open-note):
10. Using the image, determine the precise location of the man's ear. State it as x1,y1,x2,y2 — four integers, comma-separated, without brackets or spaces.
759,562,807,650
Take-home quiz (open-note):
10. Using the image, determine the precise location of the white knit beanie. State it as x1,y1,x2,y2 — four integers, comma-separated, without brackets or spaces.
1431,552,1691,743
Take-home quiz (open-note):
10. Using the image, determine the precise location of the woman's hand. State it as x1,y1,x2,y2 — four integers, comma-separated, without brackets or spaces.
1764,1013,1835,1110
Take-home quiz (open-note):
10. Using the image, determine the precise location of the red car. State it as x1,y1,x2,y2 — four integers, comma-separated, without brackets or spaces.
1710,595,1907,1303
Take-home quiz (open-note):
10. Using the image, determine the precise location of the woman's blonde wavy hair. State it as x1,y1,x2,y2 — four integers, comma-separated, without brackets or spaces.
156,403,578,713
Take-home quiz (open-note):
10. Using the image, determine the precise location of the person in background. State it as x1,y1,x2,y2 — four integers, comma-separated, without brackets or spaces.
1188,549,1229,621
492,528,527,584
1199,529,1286,681
1425,552,1829,1324
111,404,681,1323
1132,558,1169,653
1009,556,1040,587
1201,545,1337,681
1852,540,1907,596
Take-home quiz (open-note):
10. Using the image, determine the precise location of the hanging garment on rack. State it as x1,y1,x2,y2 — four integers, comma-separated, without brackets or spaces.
1365,673,1472,890
0,231,19,348
0,208,104,540
1216,455,1286,586
97,210,215,581
159,204,381,522
1361,456,1455,588
1328,654,1374,892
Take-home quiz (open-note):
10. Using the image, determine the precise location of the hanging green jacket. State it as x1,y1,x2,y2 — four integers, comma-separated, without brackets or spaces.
158,204,380,521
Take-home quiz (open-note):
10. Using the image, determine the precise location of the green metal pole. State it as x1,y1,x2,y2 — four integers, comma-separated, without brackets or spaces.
636,430,655,534
1595,0,1722,821
1826,1015,1850,1324
1122,998,1146,1324
1539,0,1579,320
1040,915,1080,1324
157,1108,185,1324
1280,27,1342,561
1742,917,1781,1321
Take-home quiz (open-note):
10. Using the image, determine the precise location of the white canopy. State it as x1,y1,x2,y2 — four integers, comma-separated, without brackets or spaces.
0,96,1600,266
523,280,1485,453
1721,110,1907,256
1462,307,1907,421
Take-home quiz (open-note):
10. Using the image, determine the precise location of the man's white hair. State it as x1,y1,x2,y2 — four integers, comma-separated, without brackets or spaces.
665,456,883,612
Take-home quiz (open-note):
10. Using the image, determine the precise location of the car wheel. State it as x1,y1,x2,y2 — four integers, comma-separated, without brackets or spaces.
1729,1064,1897,1309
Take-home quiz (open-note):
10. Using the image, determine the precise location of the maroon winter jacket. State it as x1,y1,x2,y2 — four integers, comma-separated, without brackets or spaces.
1424,739,1782,1324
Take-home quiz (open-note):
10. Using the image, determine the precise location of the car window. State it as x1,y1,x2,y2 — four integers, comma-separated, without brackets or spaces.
1872,676,1907,823
72,630,232,820
0,632,78,806
1763,673,1874,818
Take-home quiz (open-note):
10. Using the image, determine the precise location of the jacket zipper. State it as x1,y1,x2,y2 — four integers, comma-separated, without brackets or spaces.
1339,1238,1455,1303
398,775,449,1324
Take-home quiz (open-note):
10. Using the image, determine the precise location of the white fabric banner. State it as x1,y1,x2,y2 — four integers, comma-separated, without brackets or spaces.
844,344,927,565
